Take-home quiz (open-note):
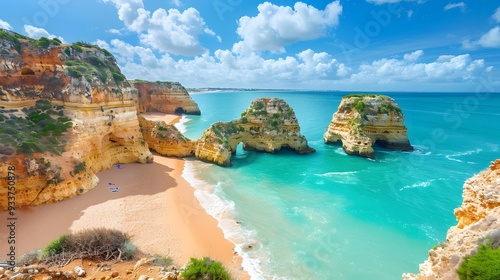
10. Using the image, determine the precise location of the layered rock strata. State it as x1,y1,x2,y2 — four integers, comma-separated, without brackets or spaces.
132,81,201,115
138,116,195,157
324,94,413,158
403,160,500,280
0,29,153,210
194,98,315,166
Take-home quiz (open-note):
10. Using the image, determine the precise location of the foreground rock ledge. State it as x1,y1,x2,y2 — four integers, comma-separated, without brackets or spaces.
194,98,316,166
403,159,500,280
324,94,413,158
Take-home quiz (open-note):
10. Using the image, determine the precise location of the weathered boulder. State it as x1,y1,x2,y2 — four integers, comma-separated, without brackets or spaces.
402,160,500,280
324,94,413,158
138,116,195,157
194,98,315,166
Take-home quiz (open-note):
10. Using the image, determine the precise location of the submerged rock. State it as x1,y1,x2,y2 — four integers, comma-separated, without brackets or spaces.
195,98,315,166
324,94,413,158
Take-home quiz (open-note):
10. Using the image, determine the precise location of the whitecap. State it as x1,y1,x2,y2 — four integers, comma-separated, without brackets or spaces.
399,179,435,191
445,148,483,163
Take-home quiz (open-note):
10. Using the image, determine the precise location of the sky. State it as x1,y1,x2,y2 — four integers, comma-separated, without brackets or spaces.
1,0,499,92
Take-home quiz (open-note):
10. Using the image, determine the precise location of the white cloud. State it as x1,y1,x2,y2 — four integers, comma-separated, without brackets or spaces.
102,0,215,56
366,0,402,5
99,37,492,91
443,2,466,12
24,25,65,42
107,28,123,35
462,26,500,49
477,26,500,48
494,6,500,23
351,52,488,85
0,18,12,30
235,1,342,53
171,0,181,7
407,9,414,19
403,50,423,61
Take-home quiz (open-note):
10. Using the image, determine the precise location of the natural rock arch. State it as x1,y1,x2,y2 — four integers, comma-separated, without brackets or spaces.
194,98,315,166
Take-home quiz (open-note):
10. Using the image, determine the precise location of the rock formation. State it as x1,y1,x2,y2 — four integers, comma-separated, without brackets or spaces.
403,160,500,280
0,29,153,210
132,81,201,115
324,94,413,158
194,98,315,166
138,116,194,157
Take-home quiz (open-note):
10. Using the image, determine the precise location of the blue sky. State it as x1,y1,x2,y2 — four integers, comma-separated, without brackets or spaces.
1,0,499,92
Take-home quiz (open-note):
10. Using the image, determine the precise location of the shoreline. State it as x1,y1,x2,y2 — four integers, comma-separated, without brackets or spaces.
0,113,248,279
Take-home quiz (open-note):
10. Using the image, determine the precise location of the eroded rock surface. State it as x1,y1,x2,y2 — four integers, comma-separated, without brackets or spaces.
403,160,500,280
324,94,413,158
0,30,153,210
138,116,194,158
194,98,315,166
132,81,200,115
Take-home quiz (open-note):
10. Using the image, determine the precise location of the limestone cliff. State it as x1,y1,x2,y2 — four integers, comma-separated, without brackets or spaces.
132,81,200,115
138,116,195,157
323,94,413,158
0,29,153,210
403,160,500,280
194,98,315,166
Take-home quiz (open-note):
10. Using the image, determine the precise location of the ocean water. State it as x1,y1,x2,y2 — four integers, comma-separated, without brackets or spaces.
179,91,500,279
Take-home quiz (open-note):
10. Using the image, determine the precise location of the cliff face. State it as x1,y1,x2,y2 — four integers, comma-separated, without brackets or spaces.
0,30,153,210
403,160,500,280
132,81,200,115
138,116,195,157
323,94,413,158
194,98,315,166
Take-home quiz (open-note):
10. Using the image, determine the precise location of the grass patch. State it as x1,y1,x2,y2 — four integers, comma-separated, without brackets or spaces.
0,29,22,53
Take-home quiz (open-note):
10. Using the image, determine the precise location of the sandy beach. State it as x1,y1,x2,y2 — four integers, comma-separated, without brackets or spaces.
0,114,248,278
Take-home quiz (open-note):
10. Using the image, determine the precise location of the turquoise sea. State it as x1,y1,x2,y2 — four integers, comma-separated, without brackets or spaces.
179,91,500,279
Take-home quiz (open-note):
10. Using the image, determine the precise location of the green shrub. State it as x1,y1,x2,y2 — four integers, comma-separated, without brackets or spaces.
35,37,51,48
457,243,500,280
181,257,231,280
42,235,68,257
74,161,86,174
72,44,83,53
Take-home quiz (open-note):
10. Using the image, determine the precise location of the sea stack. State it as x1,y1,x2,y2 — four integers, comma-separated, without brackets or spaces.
195,98,315,166
324,94,413,158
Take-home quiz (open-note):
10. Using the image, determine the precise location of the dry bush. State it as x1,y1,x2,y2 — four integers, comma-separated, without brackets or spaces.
42,228,136,266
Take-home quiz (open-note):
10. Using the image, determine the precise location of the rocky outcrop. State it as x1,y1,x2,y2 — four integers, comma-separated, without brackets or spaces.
403,160,500,280
138,116,195,157
0,29,153,210
324,94,413,158
132,81,201,115
194,98,315,166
